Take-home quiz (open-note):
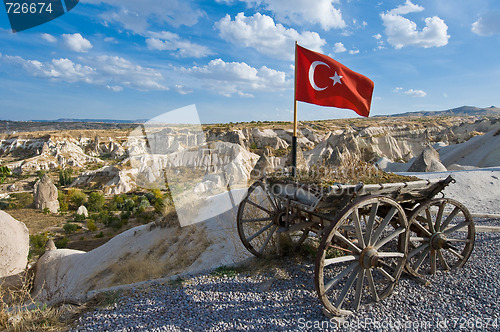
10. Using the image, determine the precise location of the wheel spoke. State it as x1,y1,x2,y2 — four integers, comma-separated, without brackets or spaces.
408,243,429,259
352,210,366,248
413,247,431,272
446,248,464,260
370,207,398,246
434,202,445,231
245,199,272,215
414,217,433,237
364,202,379,245
258,225,277,254
409,236,428,242
446,238,471,243
377,267,395,282
439,207,460,231
437,250,450,271
334,231,362,253
324,262,357,293
241,217,273,223
334,266,359,309
247,221,273,242
374,227,405,250
353,269,365,310
324,255,357,267
425,209,435,233
444,222,469,235
378,252,405,258
366,269,379,302
430,250,437,274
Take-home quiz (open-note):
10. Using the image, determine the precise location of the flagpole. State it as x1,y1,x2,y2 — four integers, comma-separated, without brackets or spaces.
292,41,298,177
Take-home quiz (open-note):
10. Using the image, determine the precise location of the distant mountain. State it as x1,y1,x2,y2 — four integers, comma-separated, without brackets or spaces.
388,106,500,117
34,118,147,124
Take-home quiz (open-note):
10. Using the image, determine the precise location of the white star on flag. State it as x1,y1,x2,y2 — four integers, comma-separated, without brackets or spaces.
330,72,343,86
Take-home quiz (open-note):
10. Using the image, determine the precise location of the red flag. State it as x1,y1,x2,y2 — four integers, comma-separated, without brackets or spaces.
295,45,374,117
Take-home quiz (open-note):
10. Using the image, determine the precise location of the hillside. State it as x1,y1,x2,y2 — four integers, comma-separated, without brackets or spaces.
386,105,500,117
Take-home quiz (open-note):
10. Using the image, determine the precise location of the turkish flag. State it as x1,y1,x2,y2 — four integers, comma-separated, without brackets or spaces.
295,45,374,117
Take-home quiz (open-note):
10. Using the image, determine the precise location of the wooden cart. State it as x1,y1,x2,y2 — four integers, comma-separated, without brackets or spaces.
236,175,475,316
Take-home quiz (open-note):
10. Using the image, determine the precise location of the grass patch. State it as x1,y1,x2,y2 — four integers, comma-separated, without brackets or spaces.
211,265,242,278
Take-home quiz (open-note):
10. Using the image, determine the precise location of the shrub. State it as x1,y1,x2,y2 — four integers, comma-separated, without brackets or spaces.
29,232,49,258
95,231,104,238
58,190,69,212
54,237,69,248
63,222,79,233
42,207,51,215
87,191,105,212
10,192,34,209
74,213,86,222
87,220,98,232
67,188,87,210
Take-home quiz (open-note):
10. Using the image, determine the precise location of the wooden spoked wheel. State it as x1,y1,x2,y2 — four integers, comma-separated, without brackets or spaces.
315,196,408,316
404,198,475,277
237,180,308,257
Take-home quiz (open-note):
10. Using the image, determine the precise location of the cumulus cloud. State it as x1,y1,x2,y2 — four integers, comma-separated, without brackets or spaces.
1,53,167,91
333,42,346,53
235,0,345,30
349,49,359,55
404,89,427,97
472,11,500,36
146,31,213,58
393,87,426,97
381,0,449,49
41,33,57,43
182,58,288,97
216,12,325,60
81,0,203,33
62,33,93,52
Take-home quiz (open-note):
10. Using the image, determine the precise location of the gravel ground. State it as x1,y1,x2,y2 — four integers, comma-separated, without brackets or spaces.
72,219,500,332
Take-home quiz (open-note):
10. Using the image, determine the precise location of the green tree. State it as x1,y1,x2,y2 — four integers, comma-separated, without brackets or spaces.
67,188,87,210
0,165,11,184
87,191,106,212
58,168,73,186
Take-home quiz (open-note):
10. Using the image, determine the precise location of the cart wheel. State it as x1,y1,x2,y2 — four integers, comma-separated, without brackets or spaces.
315,196,408,316
237,180,308,257
404,198,474,277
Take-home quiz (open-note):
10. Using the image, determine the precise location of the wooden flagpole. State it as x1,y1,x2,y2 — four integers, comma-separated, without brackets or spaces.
291,41,298,177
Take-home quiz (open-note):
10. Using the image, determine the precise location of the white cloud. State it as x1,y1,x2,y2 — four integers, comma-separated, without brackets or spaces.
472,11,500,36
333,42,346,53
373,33,382,40
82,0,204,33
174,85,193,95
237,0,345,30
216,12,325,60
104,37,118,43
146,31,213,58
349,49,359,55
183,58,288,96
62,33,93,52
388,0,424,15
393,87,426,97
1,53,167,91
404,88,427,97
381,1,449,49
41,33,57,43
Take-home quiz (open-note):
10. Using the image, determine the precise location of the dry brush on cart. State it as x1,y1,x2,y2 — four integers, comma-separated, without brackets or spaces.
236,174,475,317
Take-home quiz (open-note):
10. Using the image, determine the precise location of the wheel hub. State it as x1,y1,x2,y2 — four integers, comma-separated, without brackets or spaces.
430,232,448,250
359,247,379,269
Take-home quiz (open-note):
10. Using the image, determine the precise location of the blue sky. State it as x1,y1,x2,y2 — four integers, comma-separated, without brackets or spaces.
1,0,500,123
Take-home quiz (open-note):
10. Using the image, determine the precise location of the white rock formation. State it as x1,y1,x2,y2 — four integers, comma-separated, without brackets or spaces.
33,174,60,213
408,146,447,172
0,211,29,285
32,198,250,304
76,205,89,218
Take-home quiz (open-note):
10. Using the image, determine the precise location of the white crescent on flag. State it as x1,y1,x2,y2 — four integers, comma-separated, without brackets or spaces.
308,61,330,91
